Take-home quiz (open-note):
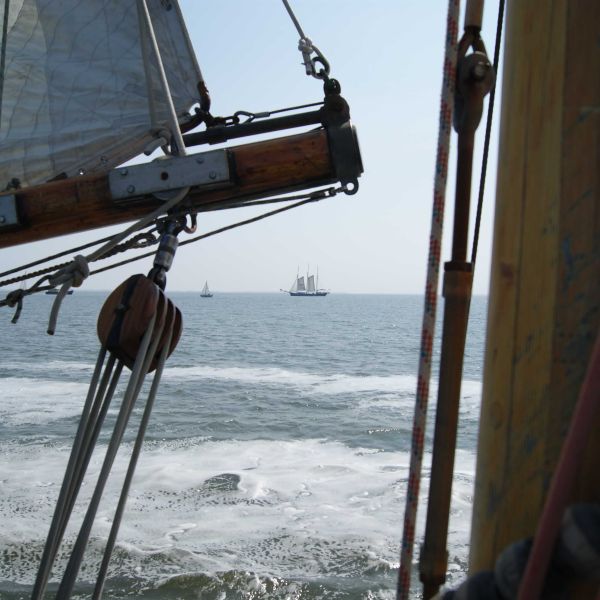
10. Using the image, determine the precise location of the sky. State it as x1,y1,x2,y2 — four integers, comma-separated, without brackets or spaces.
1,1,504,295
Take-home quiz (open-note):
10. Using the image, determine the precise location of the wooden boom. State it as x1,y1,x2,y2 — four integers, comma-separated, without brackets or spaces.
0,128,349,249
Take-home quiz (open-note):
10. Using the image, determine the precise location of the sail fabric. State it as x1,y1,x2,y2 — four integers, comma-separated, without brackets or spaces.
296,277,305,292
0,0,204,189
306,275,315,293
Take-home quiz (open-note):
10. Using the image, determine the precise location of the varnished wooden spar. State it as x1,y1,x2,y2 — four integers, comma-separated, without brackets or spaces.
0,129,336,249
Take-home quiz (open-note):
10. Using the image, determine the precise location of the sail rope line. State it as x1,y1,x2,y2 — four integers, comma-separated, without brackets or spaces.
470,0,505,265
0,0,9,128
32,281,180,600
89,185,344,275
280,0,331,80
0,229,158,284
0,183,343,313
397,1,461,598
137,0,187,157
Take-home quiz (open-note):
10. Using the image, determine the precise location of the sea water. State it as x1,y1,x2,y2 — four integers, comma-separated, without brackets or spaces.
0,292,487,599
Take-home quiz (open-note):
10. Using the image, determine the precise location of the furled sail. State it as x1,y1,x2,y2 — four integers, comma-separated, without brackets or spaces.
306,275,315,293
0,0,205,189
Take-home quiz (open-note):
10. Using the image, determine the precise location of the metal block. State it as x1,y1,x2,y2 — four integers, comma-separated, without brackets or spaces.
0,194,19,228
109,150,231,201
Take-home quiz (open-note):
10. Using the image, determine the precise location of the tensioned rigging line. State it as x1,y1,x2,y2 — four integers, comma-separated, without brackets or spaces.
0,184,342,305
0,0,10,128
0,230,159,283
470,0,505,265
89,188,340,277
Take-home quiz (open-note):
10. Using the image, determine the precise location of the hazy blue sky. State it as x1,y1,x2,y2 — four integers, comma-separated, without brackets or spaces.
2,1,503,294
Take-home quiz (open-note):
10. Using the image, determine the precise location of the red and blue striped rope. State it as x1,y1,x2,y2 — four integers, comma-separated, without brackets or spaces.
397,2,460,598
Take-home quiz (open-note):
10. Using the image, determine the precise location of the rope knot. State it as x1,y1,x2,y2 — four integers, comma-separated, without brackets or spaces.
6,289,24,308
49,255,89,289
5,289,25,324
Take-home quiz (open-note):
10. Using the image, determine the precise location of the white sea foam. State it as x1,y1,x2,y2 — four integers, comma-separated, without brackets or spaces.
0,436,475,584
0,377,90,425
1,359,94,374
163,364,481,399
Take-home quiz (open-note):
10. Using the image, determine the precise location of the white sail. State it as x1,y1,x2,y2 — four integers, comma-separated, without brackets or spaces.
296,276,305,292
306,275,315,293
0,0,204,189
201,281,210,295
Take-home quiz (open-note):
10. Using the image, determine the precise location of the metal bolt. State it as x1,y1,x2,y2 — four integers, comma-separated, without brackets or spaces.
209,171,217,180
196,156,204,164
127,185,136,194
120,168,128,177
472,61,489,81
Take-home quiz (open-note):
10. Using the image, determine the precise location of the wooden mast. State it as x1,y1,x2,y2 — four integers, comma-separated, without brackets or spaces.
469,0,600,592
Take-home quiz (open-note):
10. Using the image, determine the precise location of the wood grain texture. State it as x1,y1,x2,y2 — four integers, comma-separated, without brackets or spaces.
469,0,600,585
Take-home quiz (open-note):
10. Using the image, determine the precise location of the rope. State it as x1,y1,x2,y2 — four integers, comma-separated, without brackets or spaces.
87,188,338,277
470,0,505,265
1,184,343,328
136,0,186,156
93,306,175,600
280,0,330,80
396,2,460,598
56,311,160,599
281,0,307,39
31,349,118,599
0,0,9,131
517,329,600,599
0,230,158,289
46,256,90,334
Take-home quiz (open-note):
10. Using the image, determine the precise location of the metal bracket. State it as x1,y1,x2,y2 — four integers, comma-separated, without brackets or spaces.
109,150,232,202
326,121,363,193
0,194,19,229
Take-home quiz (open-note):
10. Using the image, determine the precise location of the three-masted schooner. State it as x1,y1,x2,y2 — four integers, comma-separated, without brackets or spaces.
285,269,328,296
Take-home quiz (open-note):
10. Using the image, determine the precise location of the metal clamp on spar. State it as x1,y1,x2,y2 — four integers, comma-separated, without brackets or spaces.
108,150,233,203
0,195,19,230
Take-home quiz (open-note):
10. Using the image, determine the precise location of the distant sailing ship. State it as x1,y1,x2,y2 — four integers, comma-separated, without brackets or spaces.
284,268,328,296
200,281,213,298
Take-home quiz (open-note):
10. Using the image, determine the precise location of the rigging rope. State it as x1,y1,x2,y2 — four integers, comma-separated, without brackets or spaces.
280,0,330,80
470,0,505,265
32,277,181,600
396,1,460,599
0,0,9,130
0,184,345,323
0,230,158,289
0,182,190,328
89,187,343,276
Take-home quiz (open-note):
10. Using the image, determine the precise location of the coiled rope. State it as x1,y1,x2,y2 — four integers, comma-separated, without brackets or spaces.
396,1,460,598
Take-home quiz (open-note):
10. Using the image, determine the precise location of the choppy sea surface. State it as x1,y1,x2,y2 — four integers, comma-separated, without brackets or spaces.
0,292,487,599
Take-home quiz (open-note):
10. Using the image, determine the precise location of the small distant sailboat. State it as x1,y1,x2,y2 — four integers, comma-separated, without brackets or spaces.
200,281,213,298
284,267,328,296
